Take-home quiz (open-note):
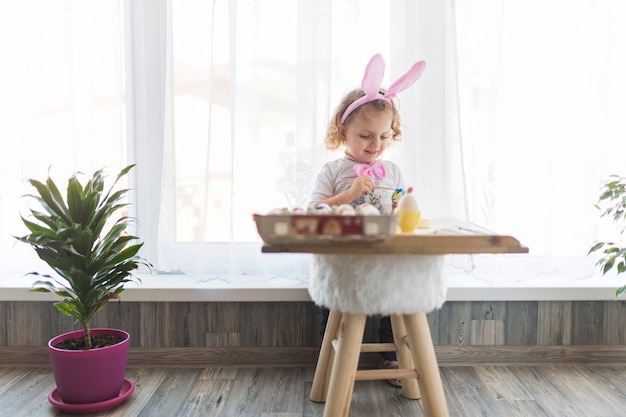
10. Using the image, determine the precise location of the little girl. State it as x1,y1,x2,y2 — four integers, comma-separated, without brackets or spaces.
308,53,425,386
307,86,406,213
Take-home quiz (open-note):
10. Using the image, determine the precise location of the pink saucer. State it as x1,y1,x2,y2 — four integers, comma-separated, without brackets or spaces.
48,378,134,414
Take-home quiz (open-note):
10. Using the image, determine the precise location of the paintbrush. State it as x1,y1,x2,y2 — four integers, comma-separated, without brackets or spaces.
338,179,397,191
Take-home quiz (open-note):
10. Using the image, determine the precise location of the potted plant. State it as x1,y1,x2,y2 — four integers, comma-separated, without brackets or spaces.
16,164,149,407
589,174,626,297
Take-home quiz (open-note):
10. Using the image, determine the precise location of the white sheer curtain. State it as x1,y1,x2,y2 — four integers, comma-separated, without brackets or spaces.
155,0,456,281
449,0,626,283
0,1,127,274
4,1,620,288
157,0,626,285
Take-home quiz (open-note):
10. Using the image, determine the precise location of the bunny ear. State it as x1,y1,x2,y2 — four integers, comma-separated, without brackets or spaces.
385,60,426,99
361,53,386,97
340,55,424,124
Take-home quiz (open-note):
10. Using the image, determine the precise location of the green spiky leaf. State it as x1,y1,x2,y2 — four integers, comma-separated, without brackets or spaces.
15,164,151,348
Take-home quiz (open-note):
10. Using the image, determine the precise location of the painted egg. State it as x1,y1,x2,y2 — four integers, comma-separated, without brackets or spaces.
336,204,356,215
268,207,289,215
312,203,332,214
356,203,380,215
397,192,418,211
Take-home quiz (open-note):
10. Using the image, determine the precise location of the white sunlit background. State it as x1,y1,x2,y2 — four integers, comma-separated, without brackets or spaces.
1,1,625,285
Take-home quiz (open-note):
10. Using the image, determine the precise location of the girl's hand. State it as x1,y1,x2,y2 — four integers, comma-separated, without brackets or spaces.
346,175,375,201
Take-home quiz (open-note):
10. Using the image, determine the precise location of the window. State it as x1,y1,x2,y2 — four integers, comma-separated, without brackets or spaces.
3,1,625,288
156,0,432,281
1,1,127,273
450,0,626,284
166,0,397,243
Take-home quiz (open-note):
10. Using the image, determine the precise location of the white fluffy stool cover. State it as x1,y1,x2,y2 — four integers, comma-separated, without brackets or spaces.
309,254,447,315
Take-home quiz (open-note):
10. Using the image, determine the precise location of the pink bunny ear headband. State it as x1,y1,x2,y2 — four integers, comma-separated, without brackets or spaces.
340,53,426,124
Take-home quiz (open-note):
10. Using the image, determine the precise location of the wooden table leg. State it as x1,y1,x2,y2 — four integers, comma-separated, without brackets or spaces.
390,315,420,399
404,313,449,417
323,313,366,417
310,310,342,402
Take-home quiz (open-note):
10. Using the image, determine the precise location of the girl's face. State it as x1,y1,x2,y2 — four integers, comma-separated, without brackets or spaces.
342,108,394,163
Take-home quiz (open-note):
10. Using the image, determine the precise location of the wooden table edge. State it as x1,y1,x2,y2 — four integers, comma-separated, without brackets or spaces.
261,234,529,255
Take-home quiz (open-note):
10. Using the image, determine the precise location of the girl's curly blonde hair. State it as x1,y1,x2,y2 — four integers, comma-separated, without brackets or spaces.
325,88,403,151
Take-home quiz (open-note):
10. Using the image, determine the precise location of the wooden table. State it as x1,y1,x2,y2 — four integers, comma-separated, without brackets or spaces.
260,217,528,417
261,217,529,255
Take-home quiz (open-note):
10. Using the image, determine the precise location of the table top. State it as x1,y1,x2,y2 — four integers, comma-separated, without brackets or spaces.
260,217,528,255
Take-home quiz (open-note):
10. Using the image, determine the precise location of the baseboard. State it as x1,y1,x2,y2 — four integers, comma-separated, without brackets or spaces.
0,346,321,368
127,347,321,368
433,345,626,366
1,345,625,368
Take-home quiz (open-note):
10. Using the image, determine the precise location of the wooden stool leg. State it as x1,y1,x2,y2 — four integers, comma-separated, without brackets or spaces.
324,313,366,417
390,315,420,399
404,313,449,417
310,310,342,402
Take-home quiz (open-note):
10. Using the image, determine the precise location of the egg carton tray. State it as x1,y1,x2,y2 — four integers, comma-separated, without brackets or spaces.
253,213,398,244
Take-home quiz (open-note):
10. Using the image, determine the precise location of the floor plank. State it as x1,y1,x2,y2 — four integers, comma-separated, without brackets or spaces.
0,365,625,416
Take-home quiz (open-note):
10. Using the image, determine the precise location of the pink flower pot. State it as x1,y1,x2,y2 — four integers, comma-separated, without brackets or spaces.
48,328,130,404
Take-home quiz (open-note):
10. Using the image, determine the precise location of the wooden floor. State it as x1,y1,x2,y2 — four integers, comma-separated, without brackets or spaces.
1,365,625,417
